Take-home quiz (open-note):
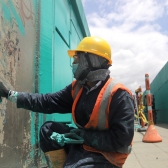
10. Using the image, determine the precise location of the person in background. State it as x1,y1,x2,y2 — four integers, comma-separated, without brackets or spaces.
0,36,134,168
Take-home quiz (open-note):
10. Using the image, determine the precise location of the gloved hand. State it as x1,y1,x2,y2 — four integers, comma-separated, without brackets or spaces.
50,132,84,146
0,82,9,98
50,132,66,146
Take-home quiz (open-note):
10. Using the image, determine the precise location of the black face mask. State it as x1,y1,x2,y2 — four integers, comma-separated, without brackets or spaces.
74,52,110,81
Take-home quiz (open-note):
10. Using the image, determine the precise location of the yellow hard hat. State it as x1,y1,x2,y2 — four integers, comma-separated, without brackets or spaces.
68,36,112,64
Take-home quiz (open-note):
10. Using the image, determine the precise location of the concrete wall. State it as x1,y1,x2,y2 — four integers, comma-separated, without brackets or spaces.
0,0,90,167
0,0,39,167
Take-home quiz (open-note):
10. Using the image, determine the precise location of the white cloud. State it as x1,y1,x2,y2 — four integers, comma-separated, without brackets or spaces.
89,25,168,91
109,0,163,23
82,0,168,92
165,1,168,14
86,13,108,28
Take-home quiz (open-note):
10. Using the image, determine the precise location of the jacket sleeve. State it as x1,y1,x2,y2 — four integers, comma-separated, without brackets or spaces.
17,84,73,114
82,89,134,152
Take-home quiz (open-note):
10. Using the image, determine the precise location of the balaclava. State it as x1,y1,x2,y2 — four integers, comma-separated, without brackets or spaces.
73,52,111,84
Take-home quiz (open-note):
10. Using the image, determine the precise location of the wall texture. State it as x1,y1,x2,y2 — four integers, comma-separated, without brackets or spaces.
151,62,168,124
0,0,39,167
0,0,90,167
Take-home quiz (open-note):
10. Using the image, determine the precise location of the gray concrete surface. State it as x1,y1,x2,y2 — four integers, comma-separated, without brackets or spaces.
124,124,168,168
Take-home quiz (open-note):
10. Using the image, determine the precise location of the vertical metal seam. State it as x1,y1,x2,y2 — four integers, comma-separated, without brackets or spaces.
34,0,41,167
52,0,55,93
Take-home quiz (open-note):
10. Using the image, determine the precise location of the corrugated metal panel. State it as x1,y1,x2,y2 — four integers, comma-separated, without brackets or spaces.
52,31,72,123
70,0,90,37
55,0,71,46
70,13,83,41
151,62,168,124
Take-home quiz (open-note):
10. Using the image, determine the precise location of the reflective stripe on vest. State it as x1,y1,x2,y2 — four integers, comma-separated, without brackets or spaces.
71,78,132,167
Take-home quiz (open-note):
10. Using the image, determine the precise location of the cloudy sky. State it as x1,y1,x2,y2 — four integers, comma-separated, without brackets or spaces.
81,0,168,93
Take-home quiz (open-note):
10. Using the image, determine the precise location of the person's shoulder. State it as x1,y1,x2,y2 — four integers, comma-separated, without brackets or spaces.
113,89,133,105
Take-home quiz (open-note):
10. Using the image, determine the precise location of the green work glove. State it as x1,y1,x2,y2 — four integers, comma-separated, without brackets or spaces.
50,132,66,146
50,132,84,146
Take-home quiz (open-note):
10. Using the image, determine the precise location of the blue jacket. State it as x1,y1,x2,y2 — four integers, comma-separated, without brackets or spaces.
17,77,134,152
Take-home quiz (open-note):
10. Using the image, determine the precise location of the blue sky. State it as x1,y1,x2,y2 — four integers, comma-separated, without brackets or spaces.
81,0,168,92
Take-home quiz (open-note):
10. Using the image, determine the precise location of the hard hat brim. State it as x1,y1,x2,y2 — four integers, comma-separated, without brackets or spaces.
67,50,77,57
68,49,112,65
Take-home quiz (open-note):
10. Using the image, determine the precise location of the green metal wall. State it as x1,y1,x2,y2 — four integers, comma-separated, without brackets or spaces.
0,0,90,167
38,1,90,165
151,62,168,124
39,0,90,124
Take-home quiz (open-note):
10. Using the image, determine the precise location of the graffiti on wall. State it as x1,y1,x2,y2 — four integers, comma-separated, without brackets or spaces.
20,0,35,27
0,0,35,85
0,0,36,158
0,0,41,166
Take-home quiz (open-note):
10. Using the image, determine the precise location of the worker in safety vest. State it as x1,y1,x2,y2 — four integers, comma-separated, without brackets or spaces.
0,37,134,168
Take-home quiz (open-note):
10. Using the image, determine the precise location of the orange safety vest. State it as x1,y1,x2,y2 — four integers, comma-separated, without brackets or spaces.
71,78,133,168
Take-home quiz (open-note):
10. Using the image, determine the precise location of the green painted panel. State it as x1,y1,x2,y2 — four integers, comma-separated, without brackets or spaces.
55,0,71,46
70,8,83,40
52,31,73,122
69,20,81,66
53,32,73,91
151,62,168,124
39,0,53,94
69,0,90,37
70,21,81,48
74,0,90,36
39,0,90,125
39,0,54,123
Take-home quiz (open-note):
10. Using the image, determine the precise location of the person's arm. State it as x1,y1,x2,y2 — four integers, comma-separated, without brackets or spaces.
0,81,73,114
81,89,134,152
16,84,73,113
